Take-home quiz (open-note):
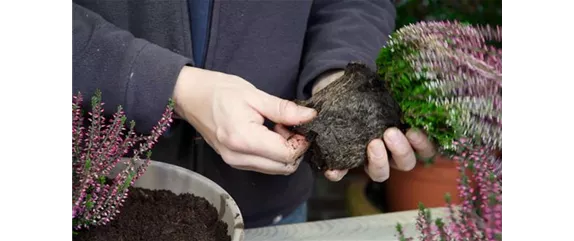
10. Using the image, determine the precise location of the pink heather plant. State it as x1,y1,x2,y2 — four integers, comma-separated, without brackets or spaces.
72,90,174,231
395,148,502,241
377,21,502,241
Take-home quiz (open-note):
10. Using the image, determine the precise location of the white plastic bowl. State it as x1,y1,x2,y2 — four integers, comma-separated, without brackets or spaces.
112,159,245,241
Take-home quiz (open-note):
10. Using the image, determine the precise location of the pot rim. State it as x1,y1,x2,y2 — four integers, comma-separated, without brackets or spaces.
134,160,245,241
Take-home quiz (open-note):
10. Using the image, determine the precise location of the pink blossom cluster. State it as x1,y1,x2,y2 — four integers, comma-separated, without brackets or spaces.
388,21,501,153
72,90,174,230
390,21,502,240
396,139,502,241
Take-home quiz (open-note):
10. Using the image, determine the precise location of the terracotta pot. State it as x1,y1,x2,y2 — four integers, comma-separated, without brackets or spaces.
383,155,474,212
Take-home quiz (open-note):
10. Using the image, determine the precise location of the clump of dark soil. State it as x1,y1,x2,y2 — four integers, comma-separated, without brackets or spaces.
73,187,231,241
293,63,406,171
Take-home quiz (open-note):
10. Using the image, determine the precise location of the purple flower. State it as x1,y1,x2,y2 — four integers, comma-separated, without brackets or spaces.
390,21,502,241
72,90,175,230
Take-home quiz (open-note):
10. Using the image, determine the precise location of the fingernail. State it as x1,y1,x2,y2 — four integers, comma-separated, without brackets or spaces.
369,141,386,159
406,129,424,143
372,174,389,183
385,128,402,144
300,107,317,119
333,171,344,181
327,170,344,181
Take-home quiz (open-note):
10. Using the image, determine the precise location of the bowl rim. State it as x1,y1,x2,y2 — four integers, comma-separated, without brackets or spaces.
132,160,245,241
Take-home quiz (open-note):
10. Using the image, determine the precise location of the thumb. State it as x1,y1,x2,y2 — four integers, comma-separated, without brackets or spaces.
251,90,317,126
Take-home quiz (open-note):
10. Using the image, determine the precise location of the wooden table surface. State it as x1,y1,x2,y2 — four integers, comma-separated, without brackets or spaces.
245,208,448,241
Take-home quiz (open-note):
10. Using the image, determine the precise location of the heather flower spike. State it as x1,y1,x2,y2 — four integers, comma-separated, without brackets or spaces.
72,89,174,231
378,21,501,159
380,21,502,240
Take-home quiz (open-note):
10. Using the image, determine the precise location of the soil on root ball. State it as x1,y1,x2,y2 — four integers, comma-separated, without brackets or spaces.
73,187,231,241
293,62,407,171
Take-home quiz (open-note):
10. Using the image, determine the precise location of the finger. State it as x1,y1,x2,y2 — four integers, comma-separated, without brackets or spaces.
324,169,348,182
274,124,293,139
406,128,436,160
250,123,310,163
365,139,390,182
222,150,300,175
249,90,317,126
274,124,311,162
383,127,416,171
274,124,310,151
226,123,309,164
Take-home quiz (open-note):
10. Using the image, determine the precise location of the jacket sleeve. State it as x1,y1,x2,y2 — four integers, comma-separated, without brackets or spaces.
296,0,397,99
73,3,194,133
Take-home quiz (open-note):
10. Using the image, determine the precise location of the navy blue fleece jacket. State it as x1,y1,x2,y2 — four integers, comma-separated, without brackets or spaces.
72,0,396,228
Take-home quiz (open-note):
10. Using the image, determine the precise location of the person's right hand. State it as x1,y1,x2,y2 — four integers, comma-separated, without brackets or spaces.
172,66,317,175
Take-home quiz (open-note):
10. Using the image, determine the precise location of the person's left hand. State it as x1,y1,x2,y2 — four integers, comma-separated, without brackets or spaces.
311,70,437,182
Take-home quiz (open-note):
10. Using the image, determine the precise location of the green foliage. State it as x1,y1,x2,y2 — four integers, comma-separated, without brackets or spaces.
73,90,175,232
395,223,409,241
376,19,502,155
376,37,463,154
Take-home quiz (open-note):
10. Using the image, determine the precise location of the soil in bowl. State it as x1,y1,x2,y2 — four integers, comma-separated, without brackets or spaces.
73,186,231,241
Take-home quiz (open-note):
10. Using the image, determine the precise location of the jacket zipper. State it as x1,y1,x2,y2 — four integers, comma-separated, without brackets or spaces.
193,0,214,173
201,0,214,68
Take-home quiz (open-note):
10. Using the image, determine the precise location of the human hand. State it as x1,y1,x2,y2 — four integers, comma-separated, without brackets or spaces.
173,66,317,175
311,70,437,182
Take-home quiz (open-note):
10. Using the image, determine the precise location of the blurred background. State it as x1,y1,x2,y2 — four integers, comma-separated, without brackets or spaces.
307,0,502,222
